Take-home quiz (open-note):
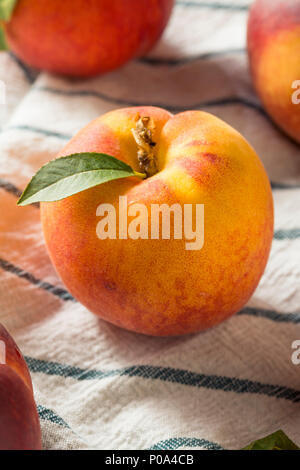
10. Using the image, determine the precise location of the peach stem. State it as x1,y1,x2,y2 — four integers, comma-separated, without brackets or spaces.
131,114,158,177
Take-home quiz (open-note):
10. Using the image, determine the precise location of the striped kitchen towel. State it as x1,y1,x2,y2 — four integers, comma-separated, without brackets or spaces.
0,0,299,450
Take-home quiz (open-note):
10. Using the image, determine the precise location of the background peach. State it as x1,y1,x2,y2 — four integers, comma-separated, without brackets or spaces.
4,0,174,77
247,0,300,144
0,324,41,450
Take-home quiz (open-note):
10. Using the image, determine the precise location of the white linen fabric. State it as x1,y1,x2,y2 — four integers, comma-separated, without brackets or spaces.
0,0,299,450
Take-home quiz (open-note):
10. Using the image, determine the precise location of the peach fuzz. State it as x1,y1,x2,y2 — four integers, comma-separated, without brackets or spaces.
247,0,300,144
41,106,274,336
4,0,174,77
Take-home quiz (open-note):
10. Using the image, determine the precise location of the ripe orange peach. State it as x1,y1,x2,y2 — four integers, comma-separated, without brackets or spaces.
0,324,42,450
4,0,174,77
247,0,300,143
41,107,274,336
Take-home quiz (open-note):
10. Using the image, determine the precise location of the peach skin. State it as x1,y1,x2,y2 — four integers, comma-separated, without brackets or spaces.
0,323,42,450
3,0,174,77
39,107,274,336
248,0,300,144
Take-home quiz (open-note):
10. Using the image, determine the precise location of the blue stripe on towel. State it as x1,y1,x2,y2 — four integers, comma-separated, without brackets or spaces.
139,48,245,66
38,403,223,450
1,259,300,323
0,257,75,302
271,182,300,190
176,1,249,11
274,229,300,241
34,86,266,116
8,52,37,83
37,404,70,428
149,437,223,450
25,357,300,403
0,178,22,198
7,47,246,82
5,125,71,140
239,307,300,324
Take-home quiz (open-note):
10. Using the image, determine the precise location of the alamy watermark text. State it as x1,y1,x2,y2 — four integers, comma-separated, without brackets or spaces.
96,196,204,250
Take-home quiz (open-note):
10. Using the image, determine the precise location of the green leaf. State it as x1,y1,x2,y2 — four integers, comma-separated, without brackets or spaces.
242,430,300,450
0,0,18,21
0,25,8,50
17,152,146,206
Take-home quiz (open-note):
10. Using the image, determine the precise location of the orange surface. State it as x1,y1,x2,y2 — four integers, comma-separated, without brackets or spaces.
41,107,274,336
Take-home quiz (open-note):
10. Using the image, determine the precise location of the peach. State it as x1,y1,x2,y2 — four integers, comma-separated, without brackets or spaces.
247,0,300,143
0,324,42,450
41,106,274,336
3,0,174,77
